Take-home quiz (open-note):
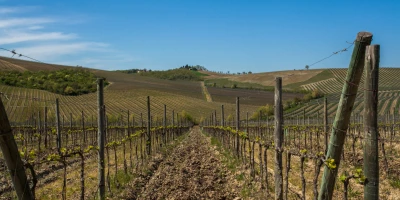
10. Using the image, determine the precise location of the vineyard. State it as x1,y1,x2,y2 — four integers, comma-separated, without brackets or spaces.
202,122,400,199
1,31,400,199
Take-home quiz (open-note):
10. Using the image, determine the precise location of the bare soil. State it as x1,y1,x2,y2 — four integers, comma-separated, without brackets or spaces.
125,127,240,200
202,70,323,86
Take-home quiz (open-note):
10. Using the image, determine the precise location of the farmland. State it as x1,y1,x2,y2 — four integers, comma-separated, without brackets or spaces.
0,55,400,199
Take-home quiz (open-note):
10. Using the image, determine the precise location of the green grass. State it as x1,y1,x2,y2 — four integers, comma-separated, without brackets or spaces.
285,69,335,90
389,177,400,189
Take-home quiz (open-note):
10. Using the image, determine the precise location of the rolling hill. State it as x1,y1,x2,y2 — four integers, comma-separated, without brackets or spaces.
0,56,399,123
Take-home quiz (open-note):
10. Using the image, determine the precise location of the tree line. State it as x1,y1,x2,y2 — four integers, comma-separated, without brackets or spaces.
0,68,109,95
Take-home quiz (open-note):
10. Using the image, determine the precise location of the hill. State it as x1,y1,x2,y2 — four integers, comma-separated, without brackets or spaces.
0,56,399,122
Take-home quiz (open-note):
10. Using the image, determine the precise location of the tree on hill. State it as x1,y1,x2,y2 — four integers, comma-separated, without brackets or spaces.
179,64,207,71
305,65,309,70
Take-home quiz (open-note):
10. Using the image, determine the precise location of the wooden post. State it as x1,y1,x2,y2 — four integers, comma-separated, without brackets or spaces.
163,104,167,144
69,113,72,146
56,98,61,154
82,111,85,143
172,110,175,126
236,97,240,157
97,78,106,200
0,97,34,199
363,44,380,200
274,77,284,200
221,105,225,126
140,113,143,127
127,110,130,136
146,96,151,155
319,31,373,200
214,110,217,126
38,111,41,152
44,106,48,148
246,112,249,134
324,96,328,153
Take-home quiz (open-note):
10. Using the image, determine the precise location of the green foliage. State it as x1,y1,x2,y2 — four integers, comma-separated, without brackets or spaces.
283,90,323,111
179,64,207,71
389,177,400,189
353,168,366,184
0,68,109,95
300,149,308,155
251,104,274,120
326,158,337,169
303,89,324,101
179,110,195,123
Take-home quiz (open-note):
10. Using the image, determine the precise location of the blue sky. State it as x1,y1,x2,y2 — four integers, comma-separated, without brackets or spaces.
0,0,399,73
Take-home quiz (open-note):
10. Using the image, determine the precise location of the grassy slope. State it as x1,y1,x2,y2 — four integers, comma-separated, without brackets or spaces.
284,69,335,90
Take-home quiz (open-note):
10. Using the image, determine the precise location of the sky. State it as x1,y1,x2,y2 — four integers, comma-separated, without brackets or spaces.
0,0,399,73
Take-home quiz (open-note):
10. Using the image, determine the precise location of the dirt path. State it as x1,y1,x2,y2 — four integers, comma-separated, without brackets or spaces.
132,127,239,199
201,81,213,102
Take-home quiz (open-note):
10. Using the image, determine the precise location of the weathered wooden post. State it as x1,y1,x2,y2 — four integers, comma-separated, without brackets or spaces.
236,97,240,157
163,104,167,145
56,98,61,154
364,44,380,200
140,113,143,128
0,97,34,199
68,113,72,146
82,110,85,143
221,105,225,126
38,111,41,152
97,78,106,200
44,106,48,148
214,110,217,126
324,96,328,153
146,96,151,155
319,31,372,200
274,77,284,200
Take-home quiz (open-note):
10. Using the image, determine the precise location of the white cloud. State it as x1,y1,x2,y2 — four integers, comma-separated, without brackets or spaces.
0,6,39,14
0,17,54,28
27,26,44,30
0,5,137,70
0,31,76,45
0,8,19,14
15,42,109,60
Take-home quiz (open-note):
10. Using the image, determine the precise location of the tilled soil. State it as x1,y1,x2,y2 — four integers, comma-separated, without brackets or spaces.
126,127,240,200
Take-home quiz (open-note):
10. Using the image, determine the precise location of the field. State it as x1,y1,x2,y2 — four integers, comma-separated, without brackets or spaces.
0,56,400,199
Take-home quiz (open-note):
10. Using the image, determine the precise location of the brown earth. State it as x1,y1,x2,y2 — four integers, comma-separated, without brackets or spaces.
202,69,323,86
125,127,240,200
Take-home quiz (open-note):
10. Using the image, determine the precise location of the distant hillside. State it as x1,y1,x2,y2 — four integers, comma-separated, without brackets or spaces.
1,56,399,122
201,69,324,88
0,56,70,71
116,68,208,81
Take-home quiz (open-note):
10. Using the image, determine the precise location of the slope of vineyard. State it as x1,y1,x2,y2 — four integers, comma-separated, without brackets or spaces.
1,56,400,123
284,91,400,121
0,84,260,124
